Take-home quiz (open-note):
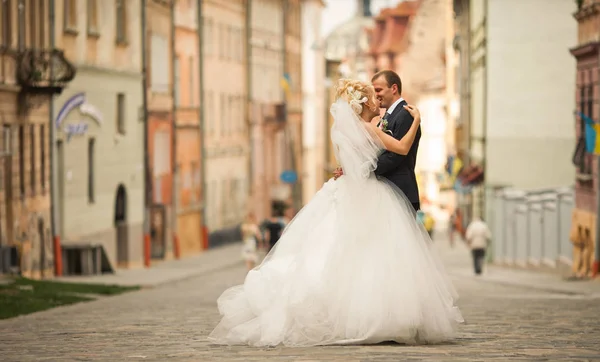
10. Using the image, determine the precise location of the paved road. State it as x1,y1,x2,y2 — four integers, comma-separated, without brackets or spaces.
1,242,600,361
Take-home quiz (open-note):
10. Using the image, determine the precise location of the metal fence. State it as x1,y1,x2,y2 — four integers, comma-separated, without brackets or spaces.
485,186,574,267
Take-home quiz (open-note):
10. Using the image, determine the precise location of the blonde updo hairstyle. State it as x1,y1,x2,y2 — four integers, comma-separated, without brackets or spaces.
335,79,377,116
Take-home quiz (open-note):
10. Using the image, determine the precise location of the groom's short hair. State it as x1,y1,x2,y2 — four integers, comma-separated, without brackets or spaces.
372,70,402,95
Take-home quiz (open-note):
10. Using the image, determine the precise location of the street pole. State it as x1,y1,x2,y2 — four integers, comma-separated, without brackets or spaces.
170,0,180,259
141,0,151,267
246,0,253,215
197,0,208,249
595,49,600,277
49,0,63,276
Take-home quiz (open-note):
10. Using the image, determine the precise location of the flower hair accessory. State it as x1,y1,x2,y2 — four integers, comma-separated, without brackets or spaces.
346,87,368,114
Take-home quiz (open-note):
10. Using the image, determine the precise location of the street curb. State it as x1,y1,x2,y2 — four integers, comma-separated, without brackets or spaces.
450,271,595,296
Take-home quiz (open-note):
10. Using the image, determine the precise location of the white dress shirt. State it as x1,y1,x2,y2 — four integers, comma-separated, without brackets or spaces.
386,97,405,116
465,219,492,250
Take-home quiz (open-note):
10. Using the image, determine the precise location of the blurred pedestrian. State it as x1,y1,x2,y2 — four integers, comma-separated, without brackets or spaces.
449,208,465,247
241,212,263,271
465,217,491,275
262,209,287,252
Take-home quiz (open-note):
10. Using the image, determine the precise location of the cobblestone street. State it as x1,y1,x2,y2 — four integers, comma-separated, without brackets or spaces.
1,239,600,361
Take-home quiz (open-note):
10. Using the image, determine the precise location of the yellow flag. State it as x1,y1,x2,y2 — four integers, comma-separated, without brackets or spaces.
594,124,600,154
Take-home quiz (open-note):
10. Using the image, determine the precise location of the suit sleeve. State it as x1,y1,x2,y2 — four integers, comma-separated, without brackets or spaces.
374,111,413,175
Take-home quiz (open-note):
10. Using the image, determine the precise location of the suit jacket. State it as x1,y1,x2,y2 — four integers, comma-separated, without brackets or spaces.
374,99,421,203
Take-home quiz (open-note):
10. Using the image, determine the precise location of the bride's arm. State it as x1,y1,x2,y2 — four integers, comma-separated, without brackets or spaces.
369,106,421,155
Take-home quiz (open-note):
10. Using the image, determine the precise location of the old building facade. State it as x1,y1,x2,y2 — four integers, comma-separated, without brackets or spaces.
203,0,249,240
452,0,576,251
174,0,204,256
367,1,418,90
247,0,286,221
53,0,145,272
570,0,600,277
301,0,326,203
284,0,303,211
146,0,175,261
0,0,75,277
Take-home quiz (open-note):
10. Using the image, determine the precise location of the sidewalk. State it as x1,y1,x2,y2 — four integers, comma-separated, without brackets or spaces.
55,229,600,297
433,227,600,297
54,243,243,287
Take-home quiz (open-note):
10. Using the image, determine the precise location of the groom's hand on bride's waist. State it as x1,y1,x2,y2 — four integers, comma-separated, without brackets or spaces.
333,167,344,180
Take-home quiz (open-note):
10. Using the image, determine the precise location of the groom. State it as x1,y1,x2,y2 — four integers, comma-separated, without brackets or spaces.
334,70,422,213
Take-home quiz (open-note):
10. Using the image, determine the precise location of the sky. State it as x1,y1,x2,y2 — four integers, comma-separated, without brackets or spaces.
320,0,403,37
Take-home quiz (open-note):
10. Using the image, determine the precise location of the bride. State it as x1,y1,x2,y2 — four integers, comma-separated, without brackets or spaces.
208,79,464,347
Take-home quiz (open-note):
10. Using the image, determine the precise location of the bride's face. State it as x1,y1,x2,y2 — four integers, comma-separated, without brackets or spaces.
362,87,379,120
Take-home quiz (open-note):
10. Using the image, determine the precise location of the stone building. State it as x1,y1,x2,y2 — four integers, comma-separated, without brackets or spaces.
570,0,600,277
146,0,175,261
51,0,145,273
174,0,204,256
0,0,75,277
452,0,576,238
203,0,250,240
247,0,286,221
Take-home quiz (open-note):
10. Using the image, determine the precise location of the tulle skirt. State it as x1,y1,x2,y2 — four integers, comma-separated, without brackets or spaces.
208,175,464,347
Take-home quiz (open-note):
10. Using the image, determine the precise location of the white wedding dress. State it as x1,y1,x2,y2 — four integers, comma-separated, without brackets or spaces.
208,99,464,347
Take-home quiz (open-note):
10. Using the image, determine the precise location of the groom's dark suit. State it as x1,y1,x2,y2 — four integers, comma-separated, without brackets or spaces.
375,99,421,213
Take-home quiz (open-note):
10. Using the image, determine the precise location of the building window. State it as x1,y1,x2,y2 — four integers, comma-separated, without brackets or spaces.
174,56,180,106
29,125,35,194
25,0,46,47
40,125,45,191
2,125,11,156
87,0,99,35
1,0,12,47
191,161,200,202
207,92,213,134
64,0,78,32
18,125,24,198
88,138,95,203
189,56,195,107
203,18,212,56
219,23,225,59
117,93,126,135
150,34,169,93
220,93,225,136
116,0,127,43
27,0,37,47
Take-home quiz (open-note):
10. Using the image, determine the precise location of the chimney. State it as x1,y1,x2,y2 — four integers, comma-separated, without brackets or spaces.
357,0,372,17
363,0,372,17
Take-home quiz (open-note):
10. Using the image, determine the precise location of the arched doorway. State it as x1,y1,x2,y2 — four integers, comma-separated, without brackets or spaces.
114,184,128,267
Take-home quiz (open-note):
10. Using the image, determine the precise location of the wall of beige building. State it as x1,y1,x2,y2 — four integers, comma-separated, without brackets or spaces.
301,0,326,203
203,0,250,232
248,0,285,221
53,0,145,269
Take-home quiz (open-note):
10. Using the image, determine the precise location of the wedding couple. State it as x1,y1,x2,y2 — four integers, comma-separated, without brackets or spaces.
208,70,464,347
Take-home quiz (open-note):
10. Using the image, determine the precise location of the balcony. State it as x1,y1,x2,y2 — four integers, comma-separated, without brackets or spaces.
16,49,76,95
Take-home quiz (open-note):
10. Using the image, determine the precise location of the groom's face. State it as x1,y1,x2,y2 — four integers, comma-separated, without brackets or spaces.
372,76,396,110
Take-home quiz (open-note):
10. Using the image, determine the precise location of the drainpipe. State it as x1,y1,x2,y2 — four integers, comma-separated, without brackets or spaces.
595,37,600,277
49,0,63,276
281,0,293,211
141,0,151,268
170,0,180,259
481,0,488,221
197,0,208,249
246,0,253,215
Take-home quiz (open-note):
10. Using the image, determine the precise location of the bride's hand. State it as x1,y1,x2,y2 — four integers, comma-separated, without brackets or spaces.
403,104,421,122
